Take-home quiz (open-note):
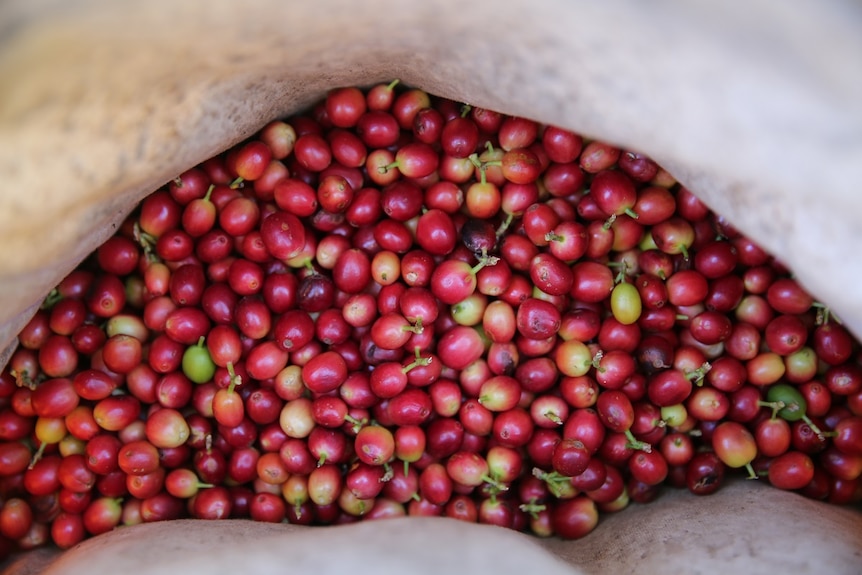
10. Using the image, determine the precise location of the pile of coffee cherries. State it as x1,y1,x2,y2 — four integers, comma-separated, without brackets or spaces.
1,81,861,555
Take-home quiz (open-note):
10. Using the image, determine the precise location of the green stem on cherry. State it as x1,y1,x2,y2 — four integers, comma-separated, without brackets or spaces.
624,429,652,453
11,369,36,390
400,317,424,336
28,442,47,470
401,353,432,374
482,475,508,502
812,302,842,326
532,468,573,499
608,261,629,284
471,254,500,275
133,222,160,263
802,414,836,440
684,362,712,386
229,176,244,189
544,412,563,426
226,362,242,394
344,414,367,434
381,463,394,483
40,288,63,310
587,350,605,372
757,399,785,420
496,213,515,238
467,144,502,186
519,499,547,519
744,462,758,480
460,104,472,118
679,244,690,261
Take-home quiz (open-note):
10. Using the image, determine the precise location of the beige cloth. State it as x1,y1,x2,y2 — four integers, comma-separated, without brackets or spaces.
0,2,861,573
1,481,860,575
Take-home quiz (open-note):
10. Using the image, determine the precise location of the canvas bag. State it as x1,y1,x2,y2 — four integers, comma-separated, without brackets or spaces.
0,1,860,573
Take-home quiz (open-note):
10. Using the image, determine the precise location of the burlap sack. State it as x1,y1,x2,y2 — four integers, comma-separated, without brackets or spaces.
1,1,860,573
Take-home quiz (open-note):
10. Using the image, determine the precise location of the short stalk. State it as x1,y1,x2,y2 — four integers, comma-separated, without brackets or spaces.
544,412,563,426
757,399,785,420
471,254,499,275
381,463,394,483
624,430,652,453
496,213,515,238
11,369,36,390
400,317,424,336
519,500,547,519
40,289,63,310
482,475,507,493
813,303,841,326
401,354,432,374
344,415,367,434
608,261,629,284
28,442,47,470
532,468,572,499
378,162,399,174
588,350,605,372
133,222,157,256
226,362,242,394
744,462,758,480
679,244,690,261
684,362,712,386
802,415,836,440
